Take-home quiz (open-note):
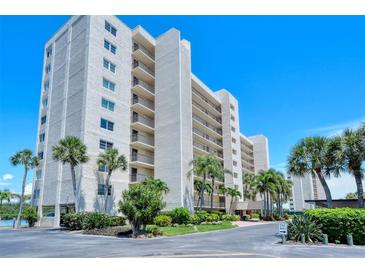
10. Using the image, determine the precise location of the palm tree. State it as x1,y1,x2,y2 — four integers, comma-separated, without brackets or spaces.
97,148,127,213
242,173,258,201
224,187,241,214
272,171,292,217
142,177,169,194
337,128,365,208
206,154,231,210
10,149,39,228
193,179,212,208
188,155,213,209
287,137,334,208
0,189,12,207
52,136,89,212
256,169,277,217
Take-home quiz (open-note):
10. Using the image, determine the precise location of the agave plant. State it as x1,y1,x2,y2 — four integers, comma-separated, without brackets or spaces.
287,215,322,243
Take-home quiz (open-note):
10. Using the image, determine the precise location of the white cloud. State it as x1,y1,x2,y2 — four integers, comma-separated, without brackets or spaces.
327,173,358,199
24,183,33,196
2,173,14,181
305,117,365,137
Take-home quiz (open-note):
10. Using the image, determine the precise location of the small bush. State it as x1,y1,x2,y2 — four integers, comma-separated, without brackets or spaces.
189,214,201,225
222,214,240,221
305,208,365,245
82,212,111,230
205,213,220,222
195,210,209,222
153,215,172,227
22,207,39,227
63,212,126,231
171,207,191,224
63,212,86,230
108,216,127,227
251,213,260,219
146,225,161,236
287,215,322,243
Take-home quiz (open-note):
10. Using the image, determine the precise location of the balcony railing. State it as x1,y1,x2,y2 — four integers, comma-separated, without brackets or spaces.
193,127,223,147
194,199,225,208
133,43,154,60
133,59,155,76
132,95,155,110
132,113,155,128
193,141,223,159
192,101,222,123
193,114,222,135
130,173,150,182
131,133,154,146
131,153,154,165
192,88,221,113
132,78,155,94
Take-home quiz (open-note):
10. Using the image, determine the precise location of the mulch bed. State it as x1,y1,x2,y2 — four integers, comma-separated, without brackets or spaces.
83,226,132,237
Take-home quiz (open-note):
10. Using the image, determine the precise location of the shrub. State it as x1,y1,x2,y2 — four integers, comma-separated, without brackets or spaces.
251,213,260,219
81,212,111,230
205,213,220,222
171,207,191,224
305,208,365,245
195,210,209,222
108,216,127,227
287,215,322,243
63,212,86,230
146,225,162,236
189,214,201,225
22,207,39,227
221,214,240,221
153,215,172,227
283,213,289,220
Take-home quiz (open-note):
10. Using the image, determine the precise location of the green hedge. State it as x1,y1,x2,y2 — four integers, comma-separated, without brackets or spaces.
62,212,126,231
305,208,365,245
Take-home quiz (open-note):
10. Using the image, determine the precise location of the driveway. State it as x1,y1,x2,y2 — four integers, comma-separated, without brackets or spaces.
0,223,364,258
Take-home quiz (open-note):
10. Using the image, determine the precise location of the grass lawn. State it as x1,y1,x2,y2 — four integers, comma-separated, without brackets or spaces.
159,221,237,236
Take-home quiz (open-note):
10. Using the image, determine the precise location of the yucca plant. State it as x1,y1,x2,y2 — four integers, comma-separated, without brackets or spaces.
287,214,322,243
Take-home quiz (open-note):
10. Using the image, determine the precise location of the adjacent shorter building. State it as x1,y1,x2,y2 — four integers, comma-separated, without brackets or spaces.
32,15,270,226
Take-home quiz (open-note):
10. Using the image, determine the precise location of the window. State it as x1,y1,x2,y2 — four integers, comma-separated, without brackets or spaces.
103,78,115,91
104,39,117,54
100,118,114,131
99,139,113,150
97,184,112,195
98,165,109,173
46,47,52,58
233,160,237,167
233,172,238,178
39,133,45,143
105,21,117,36
38,152,44,160
44,80,49,91
231,115,235,121
103,58,116,73
36,169,42,179
101,98,115,111
231,126,236,132
42,98,48,108
232,137,236,144
232,149,237,155
41,115,47,125
33,189,40,199
45,64,51,74
230,104,235,111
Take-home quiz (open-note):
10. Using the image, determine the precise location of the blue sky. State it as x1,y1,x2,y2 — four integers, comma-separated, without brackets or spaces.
0,16,364,197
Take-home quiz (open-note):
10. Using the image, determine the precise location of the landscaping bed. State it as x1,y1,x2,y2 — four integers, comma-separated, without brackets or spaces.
83,225,132,237
160,221,237,236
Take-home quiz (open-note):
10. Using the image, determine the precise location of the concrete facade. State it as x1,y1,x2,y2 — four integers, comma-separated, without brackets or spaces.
33,16,270,225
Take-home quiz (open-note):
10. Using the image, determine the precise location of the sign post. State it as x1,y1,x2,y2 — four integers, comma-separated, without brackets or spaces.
278,222,288,244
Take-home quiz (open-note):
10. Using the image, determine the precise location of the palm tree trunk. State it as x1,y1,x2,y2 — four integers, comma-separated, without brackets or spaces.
263,191,267,217
354,170,364,208
200,174,206,210
315,170,333,208
104,171,112,213
229,195,233,214
70,165,78,212
210,177,214,210
15,168,28,228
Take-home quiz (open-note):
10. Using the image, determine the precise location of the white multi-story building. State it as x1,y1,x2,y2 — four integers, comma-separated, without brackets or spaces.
32,16,270,226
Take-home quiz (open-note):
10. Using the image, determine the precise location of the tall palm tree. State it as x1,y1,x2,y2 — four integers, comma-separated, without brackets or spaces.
10,149,39,228
207,154,232,210
224,187,241,214
0,189,12,207
272,171,292,217
142,177,169,194
287,136,334,208
97,148,127,213
193,179,212,208
52,136,89,212
242,173,258,201
188,155,213,209
337,128,365,208
256,169,277,217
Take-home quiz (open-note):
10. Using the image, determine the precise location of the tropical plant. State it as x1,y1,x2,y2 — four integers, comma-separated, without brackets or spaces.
22,206,39,227
287,137,334,208
272,171,292,217
141,177,169,194
118,178,168,237
345,192,365,199
97,148,127,213
153,215,172,227
242,173,258,201
256,169,277,217
0,189,12,207
287,214,322,243
193,179,212,208
222,187,241,214
10,149,39,228
52,136,89,212
170,207,191,224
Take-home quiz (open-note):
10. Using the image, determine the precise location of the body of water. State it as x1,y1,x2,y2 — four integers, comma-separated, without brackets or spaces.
0,219,28,227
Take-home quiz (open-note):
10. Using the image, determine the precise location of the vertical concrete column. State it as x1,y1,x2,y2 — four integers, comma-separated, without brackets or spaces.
155,29,194,211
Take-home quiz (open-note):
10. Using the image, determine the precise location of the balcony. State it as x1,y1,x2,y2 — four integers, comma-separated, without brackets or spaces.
192,100,222,127
194,199,225,209
131,132,154,151
130,153,154,169
130,173,150,184
131,78,155,100
192,127,223,150
131,113,154,134
193,114,222,139
133,43,155,67
131,95,154,117
132,59,155,84
193,141,223,160
192,88,221,114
